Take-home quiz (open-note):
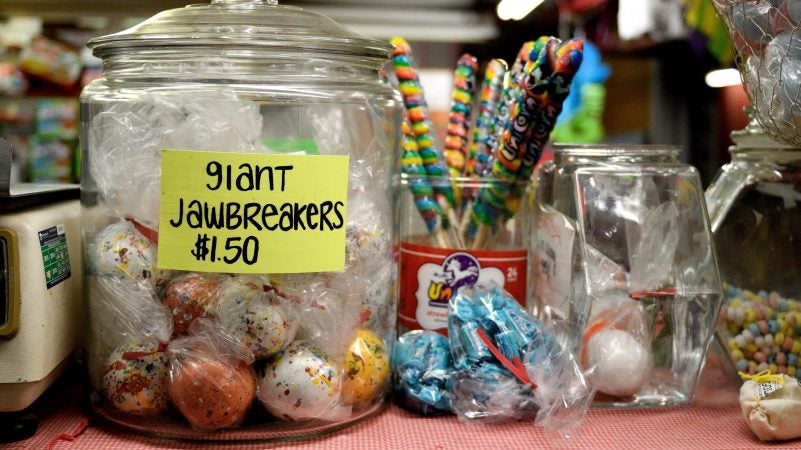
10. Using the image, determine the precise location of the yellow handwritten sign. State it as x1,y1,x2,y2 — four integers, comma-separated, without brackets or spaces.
157,150,349,273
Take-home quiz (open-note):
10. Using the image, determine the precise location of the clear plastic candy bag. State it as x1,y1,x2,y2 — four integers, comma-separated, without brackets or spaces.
447,283,593,435
166,319,257,430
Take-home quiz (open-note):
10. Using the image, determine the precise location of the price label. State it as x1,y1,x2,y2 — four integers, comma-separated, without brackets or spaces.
157,150,349,274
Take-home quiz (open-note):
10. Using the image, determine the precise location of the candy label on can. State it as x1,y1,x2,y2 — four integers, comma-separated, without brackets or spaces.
398,240,527,332
158,150,349,274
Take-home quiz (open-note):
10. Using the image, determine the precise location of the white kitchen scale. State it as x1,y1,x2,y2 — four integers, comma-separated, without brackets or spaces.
0,137,81,419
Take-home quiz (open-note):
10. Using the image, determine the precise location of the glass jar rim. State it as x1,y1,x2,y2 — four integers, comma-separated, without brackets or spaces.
551,143,681,157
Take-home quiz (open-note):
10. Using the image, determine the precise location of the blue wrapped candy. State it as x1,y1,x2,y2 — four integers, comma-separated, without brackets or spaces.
392,330,453,415
447,283,545,422
391,283,593,433
448,283,542,371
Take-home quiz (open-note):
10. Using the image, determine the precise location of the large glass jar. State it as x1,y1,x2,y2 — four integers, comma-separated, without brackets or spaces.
80,0,401,441
531,144,723,407
707,120,801,379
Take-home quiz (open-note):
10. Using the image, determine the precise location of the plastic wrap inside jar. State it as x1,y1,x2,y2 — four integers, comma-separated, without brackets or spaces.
88,91,266,228
86,221,173,389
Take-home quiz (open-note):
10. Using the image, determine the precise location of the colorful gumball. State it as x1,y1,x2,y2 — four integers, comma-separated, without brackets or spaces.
102,339,169,415
258,342,342,421
343,329,390,405
89,221,155,282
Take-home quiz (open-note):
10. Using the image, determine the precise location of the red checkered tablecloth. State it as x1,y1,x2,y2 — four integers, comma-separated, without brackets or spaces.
6,353,799,450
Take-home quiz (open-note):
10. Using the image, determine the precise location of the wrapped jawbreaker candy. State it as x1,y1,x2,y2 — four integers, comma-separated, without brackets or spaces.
167,319,257,430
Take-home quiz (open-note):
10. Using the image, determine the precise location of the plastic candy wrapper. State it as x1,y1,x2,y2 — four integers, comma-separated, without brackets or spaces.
580,297,653,398
102,336,170,416
343,329,391,406
87,276,173,388
449,365,539,423
341,192,394,335
447,284,592,434
162,272,225,336
258,340,351,421
87,90,266,227
713,0,801,145
87,221,155,283
739,371,801,441
88,277,173,346
85,221,170,387
271,277,361,358
268,187,393,351
167,319,257,430
626,201,679,294
210,276,298,360
392,330,454,415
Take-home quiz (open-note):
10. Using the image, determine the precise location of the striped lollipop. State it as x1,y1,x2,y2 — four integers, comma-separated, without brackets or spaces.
467,58,507,178
516,38,584,182
444,53,478,180
391,36,463,245
470,38,584,248
400,116,449,248
482,40,538,178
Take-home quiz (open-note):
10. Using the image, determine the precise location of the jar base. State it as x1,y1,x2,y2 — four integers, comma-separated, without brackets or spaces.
91,399,386,443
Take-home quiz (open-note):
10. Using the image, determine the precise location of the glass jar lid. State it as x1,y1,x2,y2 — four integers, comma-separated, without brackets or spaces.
87,0,392,61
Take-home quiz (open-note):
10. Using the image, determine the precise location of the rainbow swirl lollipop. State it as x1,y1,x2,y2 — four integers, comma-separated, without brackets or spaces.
470,38,584,248
467,59,507,178
391,37,456,208
391,36,463,246
444,53,478,179
400,116,449,247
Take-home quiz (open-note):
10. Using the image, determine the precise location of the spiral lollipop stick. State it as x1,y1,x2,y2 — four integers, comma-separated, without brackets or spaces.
400,116,450,248
467,59,507,179
391,37,464,246
444,53,478,180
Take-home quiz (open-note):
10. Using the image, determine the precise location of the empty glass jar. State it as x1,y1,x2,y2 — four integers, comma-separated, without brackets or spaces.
80,0,401,440
531,144,723,407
